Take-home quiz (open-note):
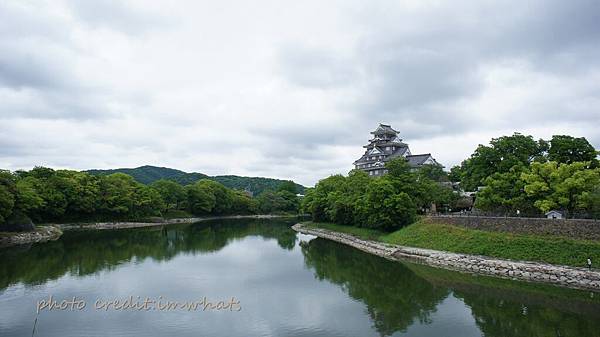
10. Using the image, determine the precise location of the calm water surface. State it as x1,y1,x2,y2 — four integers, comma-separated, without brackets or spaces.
1,218,599,337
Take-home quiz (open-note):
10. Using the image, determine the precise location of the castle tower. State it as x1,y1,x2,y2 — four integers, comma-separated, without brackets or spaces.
353,123,441,176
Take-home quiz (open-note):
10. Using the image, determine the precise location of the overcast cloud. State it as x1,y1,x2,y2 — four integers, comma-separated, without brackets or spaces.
1,0,599,186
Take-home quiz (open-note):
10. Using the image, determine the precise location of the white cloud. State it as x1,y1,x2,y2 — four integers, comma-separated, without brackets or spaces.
1,0,599,186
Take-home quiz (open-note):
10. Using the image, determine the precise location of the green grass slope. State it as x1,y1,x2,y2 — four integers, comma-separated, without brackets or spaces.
305,220,600,269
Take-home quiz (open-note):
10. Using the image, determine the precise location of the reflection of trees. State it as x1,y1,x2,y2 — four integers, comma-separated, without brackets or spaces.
300,238,448,336
407,262,600,337
456,287,600,337
0,218,298,291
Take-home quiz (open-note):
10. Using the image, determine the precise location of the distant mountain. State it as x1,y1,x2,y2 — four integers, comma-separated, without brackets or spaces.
86,165,305,195
87,165,206,184
210,175,305,195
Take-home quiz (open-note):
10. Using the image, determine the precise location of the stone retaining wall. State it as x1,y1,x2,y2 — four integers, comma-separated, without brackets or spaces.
292,223,600,292
426,215,600,240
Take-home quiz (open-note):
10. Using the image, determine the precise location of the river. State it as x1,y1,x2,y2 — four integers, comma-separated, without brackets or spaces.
1,218,599,337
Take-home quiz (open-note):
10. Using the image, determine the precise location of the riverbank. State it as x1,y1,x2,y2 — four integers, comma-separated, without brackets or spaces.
58,214,298,230
305,220,600,269
0,226,63,248
293,223,600,291
0,214,298,248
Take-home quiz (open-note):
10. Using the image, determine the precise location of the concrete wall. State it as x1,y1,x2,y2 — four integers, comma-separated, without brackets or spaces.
426,215,600,240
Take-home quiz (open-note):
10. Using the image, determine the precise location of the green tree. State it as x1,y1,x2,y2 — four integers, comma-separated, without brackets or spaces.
324,170,370,225
277,180,298,194
24,168,68,220
357,179,416,231
324,190,355,225
421,179,457,212
385,158,455,213
65,171,100,217
14,177,46,215
0,186,14,225
0,170,16,224
303,174,347,222
256,190,284,213
474,165,536,215
98,173,138,217
132,185,165,218
585,186,600,219
386,156,414,182
256,189,299,214
194,180,233,214
230,191,257,214
299,187,315,215
448,165,463,183
417,164,448,182
548,135,598,165
456,133,546,191
151,179,186,212
186,182,216,215
522,161,600,217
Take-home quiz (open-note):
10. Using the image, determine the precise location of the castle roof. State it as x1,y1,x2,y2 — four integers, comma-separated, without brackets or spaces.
354,124,442,171
406,153,438,167
370,124,398,135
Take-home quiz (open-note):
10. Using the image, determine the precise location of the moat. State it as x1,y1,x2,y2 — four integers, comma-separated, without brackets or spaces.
1,218,599,337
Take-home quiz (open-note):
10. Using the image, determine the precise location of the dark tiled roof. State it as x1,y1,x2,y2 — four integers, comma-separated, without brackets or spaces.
406,153,433,166
393,146,409,156
354,124,442,170
370,123,398,135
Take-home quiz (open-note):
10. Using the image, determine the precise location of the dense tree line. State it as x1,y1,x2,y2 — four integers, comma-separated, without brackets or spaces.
301,159,457,231
450,134,598,190
0,167,300,231
450,134,600,218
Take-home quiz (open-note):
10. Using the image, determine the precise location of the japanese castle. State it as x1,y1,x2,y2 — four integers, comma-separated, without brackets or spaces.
354,124,441,176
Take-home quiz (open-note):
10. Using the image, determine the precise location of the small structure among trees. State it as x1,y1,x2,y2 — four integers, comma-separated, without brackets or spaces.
545,210,563,219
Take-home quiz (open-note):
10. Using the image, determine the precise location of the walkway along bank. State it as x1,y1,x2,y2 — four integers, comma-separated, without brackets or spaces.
292,223,600,292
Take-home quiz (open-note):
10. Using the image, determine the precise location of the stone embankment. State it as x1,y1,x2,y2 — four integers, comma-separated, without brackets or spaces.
0,226,63,248
426,215,600,240
292,223,600,292
59,214,296,230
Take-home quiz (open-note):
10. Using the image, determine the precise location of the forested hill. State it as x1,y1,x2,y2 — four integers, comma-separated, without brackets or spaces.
86,165,305,195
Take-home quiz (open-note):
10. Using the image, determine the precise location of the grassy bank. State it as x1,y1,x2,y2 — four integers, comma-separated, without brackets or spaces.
304,220,600,269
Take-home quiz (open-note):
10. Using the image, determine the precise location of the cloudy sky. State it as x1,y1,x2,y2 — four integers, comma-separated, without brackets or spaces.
1,0,599,186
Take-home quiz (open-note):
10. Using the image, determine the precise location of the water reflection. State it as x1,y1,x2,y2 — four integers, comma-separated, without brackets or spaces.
1,218,599,337
301,238,449,335
0,218,297,291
